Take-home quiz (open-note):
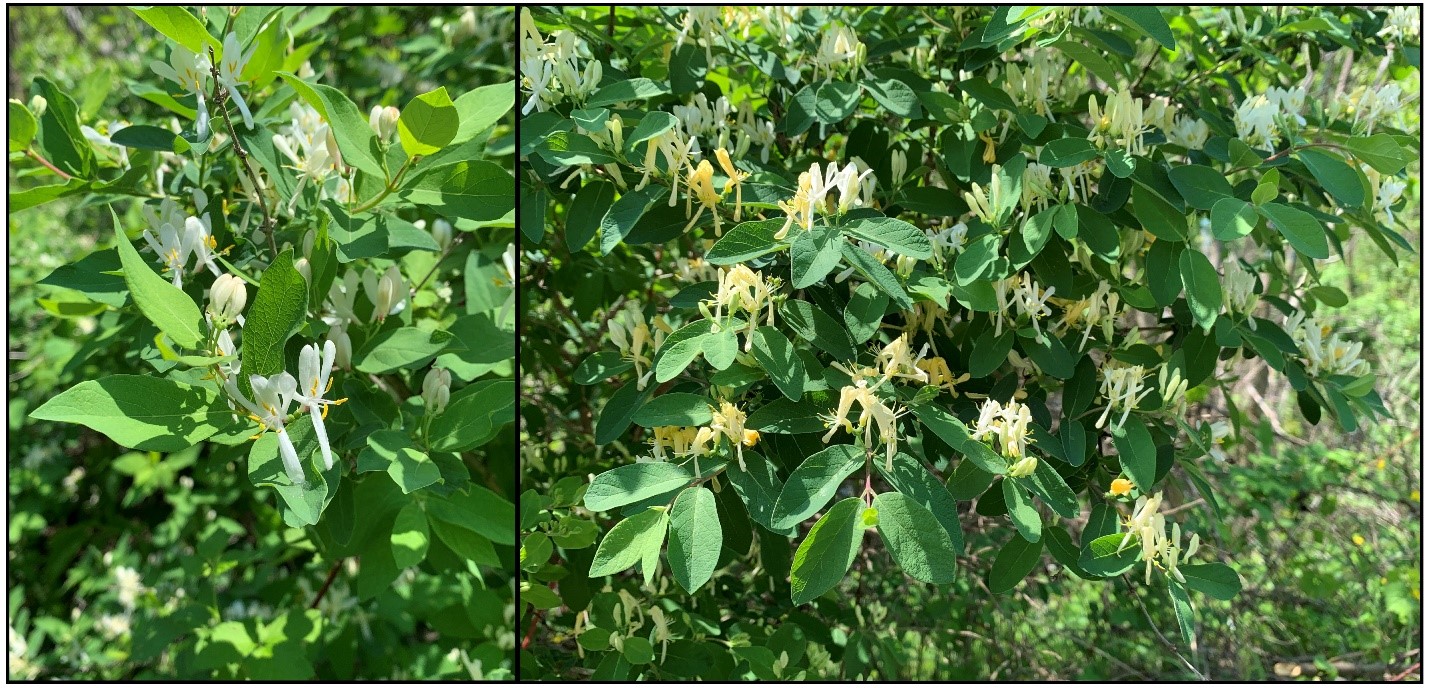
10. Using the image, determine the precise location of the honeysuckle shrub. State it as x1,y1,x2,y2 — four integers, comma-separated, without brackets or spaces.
518,5,1419,680
9,6,515,680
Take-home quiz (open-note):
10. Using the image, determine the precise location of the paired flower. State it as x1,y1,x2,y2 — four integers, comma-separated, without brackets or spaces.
1056,281,1121,351
217,32,257,128
1120,493,1201,585
207,273,248,324
970,398,1036,476
821,379,905,470
607,305,669,390
992,273,1056,336
701,265,778,351
1095,362,1153,431
422,366,452,415
140,198,221,288
151,46,211,139
369,105,400,142
363,265,408,323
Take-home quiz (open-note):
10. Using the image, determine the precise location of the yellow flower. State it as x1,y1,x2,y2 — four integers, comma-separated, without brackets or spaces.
1352,533,1365,546
715,147,749,221
1110,478,1134,496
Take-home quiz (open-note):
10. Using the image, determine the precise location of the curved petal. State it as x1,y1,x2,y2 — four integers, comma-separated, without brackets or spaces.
276,428,306,486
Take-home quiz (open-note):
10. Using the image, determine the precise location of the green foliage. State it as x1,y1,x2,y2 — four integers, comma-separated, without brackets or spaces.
8,6,514,680
520,5,1419,681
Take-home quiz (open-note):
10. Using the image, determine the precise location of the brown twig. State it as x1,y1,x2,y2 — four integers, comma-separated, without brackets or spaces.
309,558,344,609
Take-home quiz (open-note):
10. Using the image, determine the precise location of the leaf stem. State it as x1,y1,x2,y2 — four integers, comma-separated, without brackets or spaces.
352,156,417,214
207,45,278,256
24,148,73,180
308,558,344,609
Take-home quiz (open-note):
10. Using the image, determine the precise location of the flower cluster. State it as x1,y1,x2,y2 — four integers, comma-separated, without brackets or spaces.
971,398,1037,477
1096,362,1152,431
700,265,779,351
1120,492,1202,585
519,8,601,115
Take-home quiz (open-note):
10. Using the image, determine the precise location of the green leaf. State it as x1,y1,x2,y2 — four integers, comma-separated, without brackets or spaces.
1044,524,1097,579
953,234,1000,285
701,328,739,371
108,125,183,152
1053,40,1119,85
790,226,845,288
30,375,228,452
1105,149,1136,178
862,77,919,118
1259,202,1329,260
1210,197,1257,240
111,210,205,348
771,444,864,530
33,77,93,177
814,81,861,124
1079,532,1140,576
9,100,36,152
1179,562,1241,600
705,218,786,265
626,111,679,149
724,451,787,532
390,503,430,569
750,326,806,401
1167,164,1235,210
1131,184,1186,241
910,404,1006,474
1020,206,1058,256
653,321,710,383
353,327,453,373
969,327,1015,378
1039,138,1099,167
566,179,616,251
427,485,517,546
844,283,887,345
132,6,218,53
1297,148,1364,208
589,507,668,582
1103,7,1176,49
1179,247,1222,332
248,415,341,526
1003,478,1042,543
668,487,722,592
987,534,1043,594
1112,418,1157,490
781,299,857,361
429,378,514,452
429,517,499,566
632,393,713,428
873,492,956,584
359,430,443,494
842,216,933,259
599,186,664,255
587,78,669,108
406,160,515,223
451,81,514,145
595,380,647,445
841,242,912,310
584,463,694,513
1345,134,1411,175
790,498,864,604
1168,581,1197,648
275,72,385,180
668,43,707,94
397,86,460,158
1026,459,1080,519
875,452,965,554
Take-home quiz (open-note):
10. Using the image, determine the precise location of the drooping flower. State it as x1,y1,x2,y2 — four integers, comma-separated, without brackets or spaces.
227,372,306,485
821,379,905,470
294,341,346,471
422,366,451,415
363,265,408,323
970,398,1036,473
1095,362,1153,431
217,32,258,128
208,273,248,323
151,46,211,138
708,401,758,471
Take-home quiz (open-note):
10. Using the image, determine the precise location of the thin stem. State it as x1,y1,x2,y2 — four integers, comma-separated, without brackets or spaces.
351,156,416,214
309,558,344,609
207,45,277,256
412,234,461,293
25,148,73,180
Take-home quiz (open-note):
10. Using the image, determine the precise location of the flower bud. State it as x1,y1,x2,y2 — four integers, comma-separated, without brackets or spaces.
368,105,400,142
208,273,248,322
422,366,451,414
1008,455,1038,479
368,265,407,323
302,229,316,260
28,94,47,117
328,325,351,370
293,257,311,282
457,7,477,39
431,218,452,251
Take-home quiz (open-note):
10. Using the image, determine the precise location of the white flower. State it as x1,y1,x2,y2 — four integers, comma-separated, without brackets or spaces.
227,372,305,485
97,614,131,640
1233,94,1278,147
80,124,130,167
113,566,144,609
1096,363,1153,431
217,32,257,129
430,218,453,251
1377,6,1421,42
970,398,1035,466
814,23,862,79
151,46,211,138
294,341,344,471
1166,116,1209,150
324,269,362,326
1221,259,1259,317
422,366,452,415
